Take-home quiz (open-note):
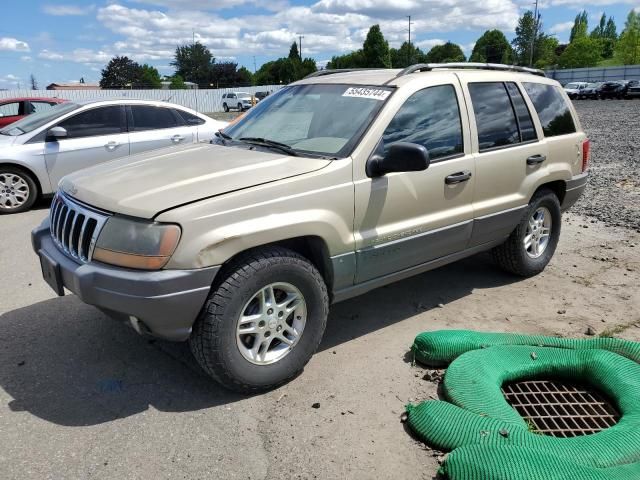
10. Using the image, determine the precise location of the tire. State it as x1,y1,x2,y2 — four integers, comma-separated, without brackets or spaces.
492,189,561,277
190,246,329,393
237,103,243,111
0,166,38,214
223,103,229,112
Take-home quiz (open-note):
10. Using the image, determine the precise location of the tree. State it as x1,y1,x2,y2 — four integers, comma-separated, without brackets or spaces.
288,41,300,61
425,42,465,63
100,56,142,89
470,30,513,63
558,37,601,68
300,58,317,78
168,74,187,89
30,74,38,90
171,42,214,87
535,36,560,69
137,64,161,89
512,11,551,66
327,50,365,69
390,41,427,68
362,25,391,68
570,11,589,43
237,66,254,86
591,14,618,58
616,10,640,65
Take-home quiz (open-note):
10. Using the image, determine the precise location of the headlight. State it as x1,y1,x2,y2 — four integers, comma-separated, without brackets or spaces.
92,216,181,270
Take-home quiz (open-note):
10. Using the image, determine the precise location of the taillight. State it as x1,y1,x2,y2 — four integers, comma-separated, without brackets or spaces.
582,139,590,172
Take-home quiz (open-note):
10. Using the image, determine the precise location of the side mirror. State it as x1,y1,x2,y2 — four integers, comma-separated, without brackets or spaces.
47,126,68,140
367,142,430,177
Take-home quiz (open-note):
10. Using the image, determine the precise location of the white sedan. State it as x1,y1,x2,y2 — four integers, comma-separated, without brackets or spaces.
0,99,227,213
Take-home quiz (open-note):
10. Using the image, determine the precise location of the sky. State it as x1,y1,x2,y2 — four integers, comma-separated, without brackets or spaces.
0,0,638,89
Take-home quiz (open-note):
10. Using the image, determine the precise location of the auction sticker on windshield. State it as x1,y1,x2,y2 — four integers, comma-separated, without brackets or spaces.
342,87,391,101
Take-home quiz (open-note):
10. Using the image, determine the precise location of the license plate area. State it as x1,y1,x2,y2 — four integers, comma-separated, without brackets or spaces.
39,250,64,296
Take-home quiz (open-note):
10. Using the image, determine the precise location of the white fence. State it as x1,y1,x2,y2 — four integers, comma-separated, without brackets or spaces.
545,65,640,84
0,85,283,113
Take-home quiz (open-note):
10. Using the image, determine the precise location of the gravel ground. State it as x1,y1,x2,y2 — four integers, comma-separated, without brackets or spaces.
572,100,640,231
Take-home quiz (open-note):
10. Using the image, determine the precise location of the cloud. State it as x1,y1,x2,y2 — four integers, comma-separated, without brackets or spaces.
38,48,112,64
549,21,575,34
21,56,32,62
0,37,30,52
42,4,94,16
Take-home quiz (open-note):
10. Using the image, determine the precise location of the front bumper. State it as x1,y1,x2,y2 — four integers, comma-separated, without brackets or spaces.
561,172,589,212
32,219,219,341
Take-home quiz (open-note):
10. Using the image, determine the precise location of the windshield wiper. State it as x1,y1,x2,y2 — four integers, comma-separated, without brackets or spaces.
214,130,233,145
238,137,299,157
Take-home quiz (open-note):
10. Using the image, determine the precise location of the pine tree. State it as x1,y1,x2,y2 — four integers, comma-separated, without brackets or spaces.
288,41,300,61
362,25,391,68
570,11,589,43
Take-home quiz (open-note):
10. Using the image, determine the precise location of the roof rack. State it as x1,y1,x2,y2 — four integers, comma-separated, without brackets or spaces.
395,63,546,78
304,68,386,79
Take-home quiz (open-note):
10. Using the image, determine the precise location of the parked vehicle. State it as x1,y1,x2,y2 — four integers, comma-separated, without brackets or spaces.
32,63,589,393
597,81,629,99
255,91,271,101
563,82,589,99
222,92,254,112
0,97,66,128
626,80,640,99
0,99,226,213
580,82,602,99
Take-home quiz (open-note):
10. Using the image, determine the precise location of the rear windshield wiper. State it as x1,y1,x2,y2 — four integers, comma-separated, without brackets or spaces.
238,137,299,157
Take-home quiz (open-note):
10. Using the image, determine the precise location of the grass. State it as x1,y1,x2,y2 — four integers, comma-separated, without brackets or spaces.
599,319,640,338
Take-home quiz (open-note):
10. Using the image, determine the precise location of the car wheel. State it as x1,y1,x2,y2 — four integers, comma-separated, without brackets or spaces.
190,246,329,393
237,102,243,111
0,167,38,214
223,103,229,112
492,189,561,277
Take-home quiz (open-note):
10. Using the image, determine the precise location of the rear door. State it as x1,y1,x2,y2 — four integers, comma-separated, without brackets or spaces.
44,105,129,187
127,104,195,154
461,79,549,247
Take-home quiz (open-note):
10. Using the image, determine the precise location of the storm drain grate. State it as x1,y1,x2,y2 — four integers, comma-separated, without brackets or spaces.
502,380,620,438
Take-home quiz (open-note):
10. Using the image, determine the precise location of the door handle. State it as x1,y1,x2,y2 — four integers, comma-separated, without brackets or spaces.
105,141,118,151
445,171,472,185
171,135,185,143
526,154,546,165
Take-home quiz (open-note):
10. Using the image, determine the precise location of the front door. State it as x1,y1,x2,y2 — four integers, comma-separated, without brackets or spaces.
127,105,194,155
353,81,475,284
44,105,129,187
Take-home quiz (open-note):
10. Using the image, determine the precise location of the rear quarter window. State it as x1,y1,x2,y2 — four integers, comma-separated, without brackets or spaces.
522,83,576,137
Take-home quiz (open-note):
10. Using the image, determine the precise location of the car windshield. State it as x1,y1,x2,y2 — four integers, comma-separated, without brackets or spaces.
222,84,393,157
237,92,251,98
0,101,80,136
565,83,581,89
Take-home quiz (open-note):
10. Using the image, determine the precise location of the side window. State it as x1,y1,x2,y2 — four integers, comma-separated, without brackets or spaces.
505,83,537,142
29,101,57,114
0,102,20,117
468,82,520,151
130,106,178,131
382,84,464,161
174,109,205,126
522,83,576,137
57,106,123,139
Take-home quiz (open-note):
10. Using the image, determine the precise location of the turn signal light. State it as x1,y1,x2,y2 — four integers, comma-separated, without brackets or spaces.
582,139,591,172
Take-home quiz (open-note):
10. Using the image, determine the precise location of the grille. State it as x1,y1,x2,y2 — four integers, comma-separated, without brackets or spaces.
502,380,620,438
49,193,110,263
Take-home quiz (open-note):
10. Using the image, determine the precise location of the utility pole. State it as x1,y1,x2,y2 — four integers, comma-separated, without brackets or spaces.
407,15,414,65
529,0,539,67
298,35,304,60
192,30,195,45
253,56,257,73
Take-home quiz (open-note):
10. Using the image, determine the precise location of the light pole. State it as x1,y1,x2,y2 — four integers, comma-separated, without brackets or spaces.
299,35,304,60
407,15,414,65
529,0,539,67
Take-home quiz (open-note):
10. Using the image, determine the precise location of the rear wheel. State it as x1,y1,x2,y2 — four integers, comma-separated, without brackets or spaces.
190,246,329,393
223,103,229,112
492,189,561,277
237,102,243,111
0,166,38,214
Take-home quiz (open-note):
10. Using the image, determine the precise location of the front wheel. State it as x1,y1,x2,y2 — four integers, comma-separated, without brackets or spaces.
223,103,229,112
237,102,243,111
190,246,329,393
0,167,38,214
492,189,561,277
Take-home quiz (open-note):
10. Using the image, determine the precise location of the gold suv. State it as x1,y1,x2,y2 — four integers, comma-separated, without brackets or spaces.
33,63,590,392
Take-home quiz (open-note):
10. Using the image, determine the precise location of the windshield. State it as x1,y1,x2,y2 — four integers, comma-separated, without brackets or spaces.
223,84,393,157
0,102,80,136
565,83,581,89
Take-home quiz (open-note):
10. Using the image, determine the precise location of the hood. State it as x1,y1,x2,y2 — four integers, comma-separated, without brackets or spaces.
60,143,332,218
